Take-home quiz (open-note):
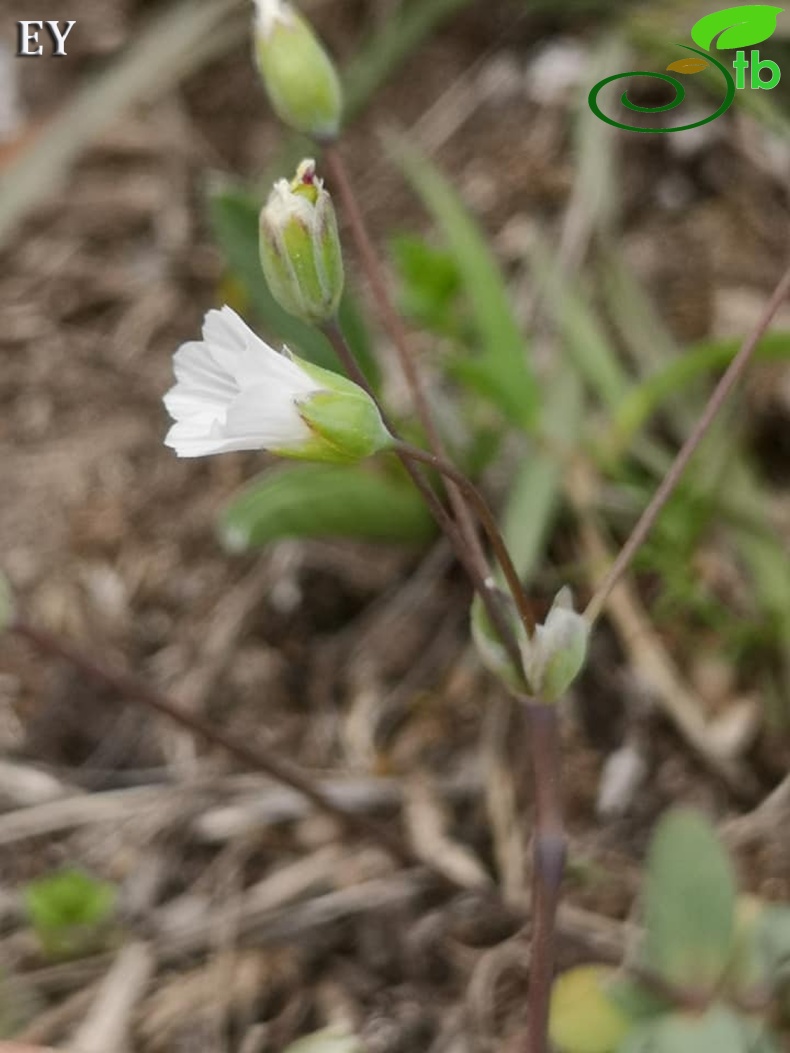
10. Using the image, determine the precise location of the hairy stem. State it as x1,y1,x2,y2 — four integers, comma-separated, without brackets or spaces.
10,617,446,881
393,441,536,639
323,144,491,582
523,699,565,1053
585,261,790,623
322,319,527,681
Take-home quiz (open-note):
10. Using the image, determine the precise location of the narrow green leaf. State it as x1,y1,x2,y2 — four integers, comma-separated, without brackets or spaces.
610,333,790,451
526,233,629,411
501,370,583,584
643,809,736,989
690,6,783,51
220,464,434,551
386,133,539,431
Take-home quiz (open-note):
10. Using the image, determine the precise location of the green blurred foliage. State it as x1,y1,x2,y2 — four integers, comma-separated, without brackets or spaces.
24,868,118,960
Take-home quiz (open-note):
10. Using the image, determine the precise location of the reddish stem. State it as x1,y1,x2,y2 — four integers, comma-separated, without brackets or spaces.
523,699,565,1053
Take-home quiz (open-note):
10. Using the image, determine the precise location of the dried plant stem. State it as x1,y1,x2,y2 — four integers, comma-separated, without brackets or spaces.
9,618,442,881
522,699,565,1053
586,261,790,624
322,319,527,680
323,144,490,582
393,441,536,639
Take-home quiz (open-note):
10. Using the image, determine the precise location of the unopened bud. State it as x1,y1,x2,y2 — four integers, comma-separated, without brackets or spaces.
259,159,344,324
521,587,589,702
253,0,343,141
470,587,527,694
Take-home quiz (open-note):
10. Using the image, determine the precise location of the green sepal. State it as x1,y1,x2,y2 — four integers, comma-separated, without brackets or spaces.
470,589,526,694
293,357,392,463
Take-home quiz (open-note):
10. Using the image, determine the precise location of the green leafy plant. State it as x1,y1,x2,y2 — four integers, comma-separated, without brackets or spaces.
23,868,118,960
550,809,790,1052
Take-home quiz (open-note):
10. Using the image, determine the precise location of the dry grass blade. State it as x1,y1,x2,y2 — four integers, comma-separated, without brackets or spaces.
568,463,759,800
67,942,154,1053
0,0,244,245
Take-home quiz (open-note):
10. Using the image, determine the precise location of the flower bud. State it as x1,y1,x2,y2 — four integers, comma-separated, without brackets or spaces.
470,587,527,694
521,587,589,702
260,159,344,325
253,0,343,140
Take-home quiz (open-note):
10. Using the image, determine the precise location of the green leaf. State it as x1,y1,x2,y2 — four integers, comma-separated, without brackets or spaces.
731,901,790,989
386,133,539,432
23,868,117,959
208,183,380,386
501,369,583,584
607,975,671,1024
526,232,629,412
642,809,736,989
220,463,435,552
691,6,783,51
610,333,790,452
390,233,463,337
549,966,633,1053
618,1006,749,1053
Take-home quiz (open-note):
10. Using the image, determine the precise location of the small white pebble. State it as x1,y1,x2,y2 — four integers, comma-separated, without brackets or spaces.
596,742,648,819
525,38,589,105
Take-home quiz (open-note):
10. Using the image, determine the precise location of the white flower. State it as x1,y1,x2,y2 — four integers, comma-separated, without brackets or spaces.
164,306,322,458
164,305,391,463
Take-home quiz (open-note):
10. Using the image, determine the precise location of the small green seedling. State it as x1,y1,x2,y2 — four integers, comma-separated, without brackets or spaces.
550,808,790,1052
23,867,118,960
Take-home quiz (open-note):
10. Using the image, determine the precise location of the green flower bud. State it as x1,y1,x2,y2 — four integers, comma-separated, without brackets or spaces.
260,159,344,325
470,587,528,694
521,587,589,702
253,0,343,140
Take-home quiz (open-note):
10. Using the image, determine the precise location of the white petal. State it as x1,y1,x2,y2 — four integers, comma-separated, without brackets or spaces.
165,428,266,458
163,305,324,458
172,341,237,401
224,383,313,448
163,386,223,420
202,306,319,393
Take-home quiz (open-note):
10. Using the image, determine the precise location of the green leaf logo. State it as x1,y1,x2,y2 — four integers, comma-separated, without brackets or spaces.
691,5,783,51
